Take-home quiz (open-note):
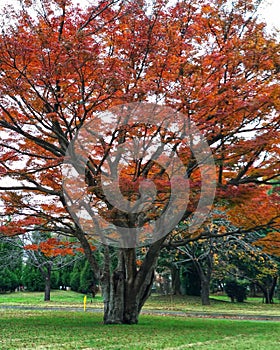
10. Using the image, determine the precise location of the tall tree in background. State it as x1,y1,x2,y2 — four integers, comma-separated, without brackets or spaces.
176,238,216,305
0,0,279,323
0,237,23,292
23,233,85,301
213,233,279,304
1,232,84,300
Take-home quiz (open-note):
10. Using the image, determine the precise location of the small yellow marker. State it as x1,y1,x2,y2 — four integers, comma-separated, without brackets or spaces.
83,295,87,312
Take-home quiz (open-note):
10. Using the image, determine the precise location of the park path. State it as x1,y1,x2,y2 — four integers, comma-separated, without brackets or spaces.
1,305,280,321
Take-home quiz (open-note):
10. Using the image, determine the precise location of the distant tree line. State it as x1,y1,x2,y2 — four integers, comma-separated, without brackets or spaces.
1,230,279,305
0,237,98,297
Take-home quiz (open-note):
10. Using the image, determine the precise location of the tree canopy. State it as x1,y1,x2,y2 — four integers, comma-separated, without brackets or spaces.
0,0,279,324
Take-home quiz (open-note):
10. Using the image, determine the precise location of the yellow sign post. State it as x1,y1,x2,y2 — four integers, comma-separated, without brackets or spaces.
83,295,87,312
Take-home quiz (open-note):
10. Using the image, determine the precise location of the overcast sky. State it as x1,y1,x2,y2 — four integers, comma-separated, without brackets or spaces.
259,0,280,30
0,0,279,30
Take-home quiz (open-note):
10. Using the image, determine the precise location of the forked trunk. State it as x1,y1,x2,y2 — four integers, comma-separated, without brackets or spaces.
259,276,277,304
102,271,153,324
101,241,163,324
76,227,165,324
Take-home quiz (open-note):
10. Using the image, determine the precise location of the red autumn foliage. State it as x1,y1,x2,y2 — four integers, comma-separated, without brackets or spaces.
0,0,279,324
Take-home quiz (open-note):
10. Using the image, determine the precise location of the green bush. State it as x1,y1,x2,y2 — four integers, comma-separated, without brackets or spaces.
225,279,248,302
22,264,45,292
0,268,19,292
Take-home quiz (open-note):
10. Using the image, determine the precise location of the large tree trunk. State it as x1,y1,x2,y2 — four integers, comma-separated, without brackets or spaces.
102,271,153,324
75,225,165,324
101,240,164,324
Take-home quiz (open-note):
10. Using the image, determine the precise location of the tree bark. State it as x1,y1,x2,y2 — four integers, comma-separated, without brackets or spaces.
74,221,165,324
44,264,51,302
171,265,181,295
194,254,213,306
101,250,155,324
37,262,52,302
200,277,211,306
258,276,278,304
100,239,164,324
269,276,277,304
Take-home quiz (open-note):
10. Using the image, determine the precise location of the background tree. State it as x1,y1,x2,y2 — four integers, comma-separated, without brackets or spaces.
21,260,46,292
23,232,86,301
183,263,201,297
0,0,279,324
176,235,217,305
213,233,279,304
0,237,23,292
70,256,99,296
151,248,181,295
0,231,84,300
80,260,99,297
224,279,248,303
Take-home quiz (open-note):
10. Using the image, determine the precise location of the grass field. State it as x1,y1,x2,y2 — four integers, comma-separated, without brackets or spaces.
1,290,280,316
0,309,280,350
1,291,280,349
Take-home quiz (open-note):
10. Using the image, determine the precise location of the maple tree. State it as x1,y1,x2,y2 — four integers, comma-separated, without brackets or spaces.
0,232,84,300
24,234,90,301
0,0,279,324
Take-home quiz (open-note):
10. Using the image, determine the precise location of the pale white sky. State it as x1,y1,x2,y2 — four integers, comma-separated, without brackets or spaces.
0,0,279,30
259,0,280,30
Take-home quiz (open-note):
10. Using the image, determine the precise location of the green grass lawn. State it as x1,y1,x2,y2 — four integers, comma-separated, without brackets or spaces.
0,289,101,306
1,291,280,349
145,294,280,316
0,309,279,350
1,290,280,316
